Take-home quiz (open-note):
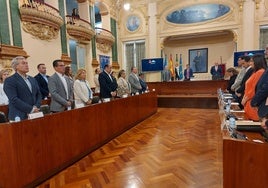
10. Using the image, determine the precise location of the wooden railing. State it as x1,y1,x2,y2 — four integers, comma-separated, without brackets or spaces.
20,0,60,15
66,15,92,29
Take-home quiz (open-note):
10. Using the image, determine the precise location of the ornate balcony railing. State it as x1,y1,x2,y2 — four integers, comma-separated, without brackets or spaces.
19,0,63,40
95,27,115,53
66,15,95,42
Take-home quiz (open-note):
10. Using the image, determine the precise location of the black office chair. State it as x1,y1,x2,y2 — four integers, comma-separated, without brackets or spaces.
0,111,7,123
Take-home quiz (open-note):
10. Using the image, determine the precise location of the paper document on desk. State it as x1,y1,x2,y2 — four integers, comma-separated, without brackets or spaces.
236,120,261,126
230,109,245,113
231,102,239,105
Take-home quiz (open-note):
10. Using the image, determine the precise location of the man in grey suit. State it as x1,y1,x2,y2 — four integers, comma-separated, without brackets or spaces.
4,56,42,120
128,66,142,94
48,60,73,113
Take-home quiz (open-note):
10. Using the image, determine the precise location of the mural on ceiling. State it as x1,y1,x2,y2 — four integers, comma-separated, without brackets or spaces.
166,4,230,24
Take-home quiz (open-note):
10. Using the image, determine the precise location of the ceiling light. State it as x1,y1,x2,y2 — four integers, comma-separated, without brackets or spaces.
124,3,130,11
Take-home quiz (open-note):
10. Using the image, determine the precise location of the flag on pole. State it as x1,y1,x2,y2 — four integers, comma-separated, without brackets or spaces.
169,54,175,79
163,54,168,69
179,54,183,79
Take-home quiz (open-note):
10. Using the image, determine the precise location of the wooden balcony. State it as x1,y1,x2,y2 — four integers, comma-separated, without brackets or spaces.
95,27,115,53
19,0,63,40
66,15,95,42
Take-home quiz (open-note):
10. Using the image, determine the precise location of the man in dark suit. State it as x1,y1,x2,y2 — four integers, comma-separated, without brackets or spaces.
139,73,148,93
98,64,117,99
235,56,253,109
48,60,73,113
210,62,223,80
4,56,42,121
251,68,268,118
184,64,193,80
34,63,50,99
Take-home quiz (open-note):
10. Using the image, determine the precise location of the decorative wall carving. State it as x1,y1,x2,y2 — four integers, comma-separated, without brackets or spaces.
0,44,28,70
22,22,59,40
19,3,63,40
95,29,115,53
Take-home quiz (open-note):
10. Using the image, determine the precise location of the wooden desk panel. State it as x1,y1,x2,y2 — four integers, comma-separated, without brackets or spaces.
0,92,157,188
147,80,228,95
223,138,268,188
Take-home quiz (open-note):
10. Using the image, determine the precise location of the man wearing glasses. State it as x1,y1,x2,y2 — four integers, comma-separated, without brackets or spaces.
48,59,73,113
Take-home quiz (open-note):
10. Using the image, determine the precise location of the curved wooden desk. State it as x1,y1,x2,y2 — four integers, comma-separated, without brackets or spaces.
0,92,157,188
147,80,227,108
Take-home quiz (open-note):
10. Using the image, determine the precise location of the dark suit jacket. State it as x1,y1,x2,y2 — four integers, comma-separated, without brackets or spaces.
4,72,42,120
99,71,117,98
236,67,254,95
251,69,268,118
139,78,147,92
227,75,237,94
184,68,193,80
210,66,223,80
34,73,49,99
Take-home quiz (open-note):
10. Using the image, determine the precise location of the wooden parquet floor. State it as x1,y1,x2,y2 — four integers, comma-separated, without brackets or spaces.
37,108,223,188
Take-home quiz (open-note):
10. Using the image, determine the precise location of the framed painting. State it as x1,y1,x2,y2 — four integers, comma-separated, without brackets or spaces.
189,48,208,73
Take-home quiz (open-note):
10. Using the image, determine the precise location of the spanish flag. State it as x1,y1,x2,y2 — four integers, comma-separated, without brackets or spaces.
169,54,175,78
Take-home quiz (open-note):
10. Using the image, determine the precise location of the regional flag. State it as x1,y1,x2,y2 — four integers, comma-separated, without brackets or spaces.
169,54,175,77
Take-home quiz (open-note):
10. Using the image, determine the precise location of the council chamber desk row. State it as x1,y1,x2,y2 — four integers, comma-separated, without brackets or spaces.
218,89,268,188
0,92,157,188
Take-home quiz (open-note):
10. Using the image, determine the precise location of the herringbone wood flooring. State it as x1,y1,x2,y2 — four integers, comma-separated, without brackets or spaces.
37,108,223,188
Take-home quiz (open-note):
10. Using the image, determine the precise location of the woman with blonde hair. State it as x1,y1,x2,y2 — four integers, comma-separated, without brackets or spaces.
0,69,9,105
117,69,130,97
73,69,93,108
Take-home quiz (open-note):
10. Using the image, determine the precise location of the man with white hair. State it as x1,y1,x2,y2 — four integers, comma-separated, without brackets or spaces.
4,56,42,121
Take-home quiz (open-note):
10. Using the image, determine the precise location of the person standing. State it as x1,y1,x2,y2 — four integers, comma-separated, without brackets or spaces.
231,56,246,93
94,67,101,94
128,66,142,94
183,64,193,80
235,55,253,109
98,64,117,99
116,69,130,97
34,63,50,99
4,56,42,120
241,54,267,121
48,60,73,113
139,73,148,93
210,62,223,80
225,67,238,95
73,69,94,108
0,69,9,105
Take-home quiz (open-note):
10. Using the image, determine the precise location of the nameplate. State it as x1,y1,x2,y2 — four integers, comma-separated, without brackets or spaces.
28,112,44,120
75,103,85,109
